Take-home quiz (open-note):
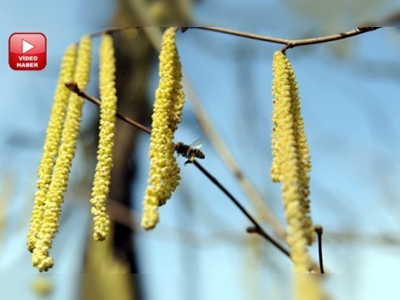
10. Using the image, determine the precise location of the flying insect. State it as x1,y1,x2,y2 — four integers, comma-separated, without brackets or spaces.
174,138,205,165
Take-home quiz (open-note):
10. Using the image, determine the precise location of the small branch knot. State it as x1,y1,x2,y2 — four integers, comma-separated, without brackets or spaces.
282,42,295,54
246,226,258,234
314,225,323,235
64,81,79,93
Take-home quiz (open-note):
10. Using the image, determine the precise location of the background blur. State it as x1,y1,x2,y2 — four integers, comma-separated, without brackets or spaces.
0,1,400,300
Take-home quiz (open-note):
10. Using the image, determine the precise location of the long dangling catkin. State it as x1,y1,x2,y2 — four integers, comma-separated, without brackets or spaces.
287,64,314,246
89,34,117,241
32,36,92,272
141,28,184,230
27,44,78,252
271,51,314,273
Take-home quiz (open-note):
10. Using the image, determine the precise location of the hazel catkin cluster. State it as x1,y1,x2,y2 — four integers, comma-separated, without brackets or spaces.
30,36,92,272
27,44,78,254
27,33,118,272
271,51,314,274
141,28,185,230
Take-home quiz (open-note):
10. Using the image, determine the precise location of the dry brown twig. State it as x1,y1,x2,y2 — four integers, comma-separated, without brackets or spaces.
141,24,384,242
187,26,381,53
65,81,151,135
138,26,288,241
182,75,287,239
109,5,290,242
79,24,385,243
64,23,391,272
65,82,291,260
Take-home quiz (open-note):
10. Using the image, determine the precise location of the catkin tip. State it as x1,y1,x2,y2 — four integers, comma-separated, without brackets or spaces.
141,205,160,230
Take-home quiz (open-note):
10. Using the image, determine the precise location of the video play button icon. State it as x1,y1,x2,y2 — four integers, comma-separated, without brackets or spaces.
22,39,35,54
9,33,47,71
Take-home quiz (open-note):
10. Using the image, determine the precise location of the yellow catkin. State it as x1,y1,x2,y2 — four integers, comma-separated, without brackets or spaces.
27,45,78,252
271,51,313,273
270,61,285,183
32,36,92,272
287,63,314,245
90,34,117,241
141,28,184,230
295,275,327,300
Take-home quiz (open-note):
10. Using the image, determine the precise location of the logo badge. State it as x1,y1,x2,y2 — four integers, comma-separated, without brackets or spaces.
9,33,47,71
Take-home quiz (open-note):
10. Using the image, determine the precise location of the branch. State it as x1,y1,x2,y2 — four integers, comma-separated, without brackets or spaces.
73,25,382,54
140,26,288,241
182,76,287,240
193,160,291,258
87,27,139,39
187,26,381,52
65,82,290,259
282,26,381,52
189,26,291,45
75,23,386,53
64,81,151,135
315,225,325,274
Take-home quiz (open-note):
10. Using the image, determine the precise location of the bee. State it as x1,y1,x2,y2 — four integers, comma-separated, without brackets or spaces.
174,138,205,165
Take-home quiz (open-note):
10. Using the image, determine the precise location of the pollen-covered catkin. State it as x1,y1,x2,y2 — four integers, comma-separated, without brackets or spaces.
141,28,184,230
270,61,285,183
271,51,313,273
27,44,78,252
32,36,92,272
89,34,117,241
287,63,314,245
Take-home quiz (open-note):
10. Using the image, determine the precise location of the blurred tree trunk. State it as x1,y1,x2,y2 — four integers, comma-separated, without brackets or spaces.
81,1,154,299
80,1,196,299
107,1,154,298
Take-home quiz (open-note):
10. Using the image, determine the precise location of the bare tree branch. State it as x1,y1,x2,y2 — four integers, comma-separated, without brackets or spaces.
186,26,381,52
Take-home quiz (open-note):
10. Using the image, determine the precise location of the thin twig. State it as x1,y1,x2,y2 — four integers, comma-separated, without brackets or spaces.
79,24,383,53
88,27,138,39
65,82,290,258
281,26,380,52
140,26,288,241
64,81,151,135
193,161,290,258
190,27,291,44
183,75,287,240
188,26,381,52
108,199,257,247
315,225,325,274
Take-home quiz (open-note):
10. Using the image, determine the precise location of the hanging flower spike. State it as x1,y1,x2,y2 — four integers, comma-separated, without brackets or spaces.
27,44,78,252
287,62,314,246
271,51,313,273
32,36,92,272
270,52,286,183
90,34,117,241
142,28,185,230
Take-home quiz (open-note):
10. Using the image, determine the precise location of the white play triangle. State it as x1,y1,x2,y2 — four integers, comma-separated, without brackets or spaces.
22,39,35,54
